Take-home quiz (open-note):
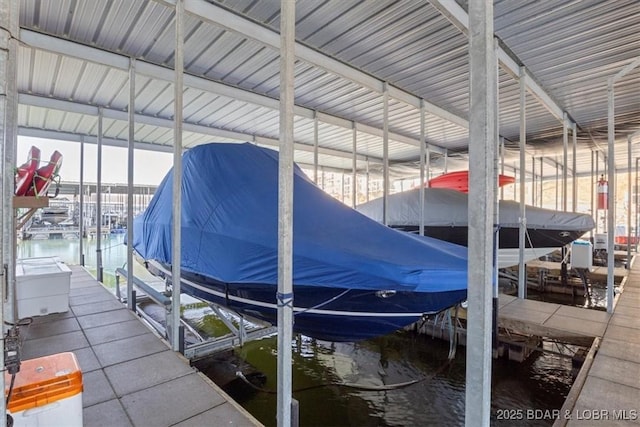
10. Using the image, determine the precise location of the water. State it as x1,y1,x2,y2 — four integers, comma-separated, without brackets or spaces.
231,335,572,427
18,234,127,288
18,238,575,426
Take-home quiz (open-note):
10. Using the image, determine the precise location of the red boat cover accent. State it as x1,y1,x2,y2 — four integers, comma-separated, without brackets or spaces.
25,150,63,197
14,146,41,196
428,170,515,193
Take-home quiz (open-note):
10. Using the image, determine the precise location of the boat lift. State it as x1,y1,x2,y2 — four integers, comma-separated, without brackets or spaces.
115,267,277,361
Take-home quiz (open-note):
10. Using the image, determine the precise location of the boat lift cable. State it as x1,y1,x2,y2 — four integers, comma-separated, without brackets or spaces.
235,356,454,394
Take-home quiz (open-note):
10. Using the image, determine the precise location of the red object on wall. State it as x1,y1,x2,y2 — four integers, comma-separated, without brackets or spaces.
597,174,608,210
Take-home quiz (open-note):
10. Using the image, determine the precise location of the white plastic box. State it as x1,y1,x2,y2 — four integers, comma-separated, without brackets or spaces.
594,233,607,250
16,257,71,318
570,240,593,270
5,352,83,427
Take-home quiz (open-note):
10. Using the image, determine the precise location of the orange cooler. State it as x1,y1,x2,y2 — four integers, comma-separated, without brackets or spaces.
5,352,83,427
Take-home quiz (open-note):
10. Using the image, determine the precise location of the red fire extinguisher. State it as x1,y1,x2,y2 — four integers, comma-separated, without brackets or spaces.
597,175,608,210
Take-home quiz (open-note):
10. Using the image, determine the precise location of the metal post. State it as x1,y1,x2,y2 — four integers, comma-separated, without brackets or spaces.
500,138,505,200
365,158,369,202
627,135,632,267
590,151,595,239
382,82,389,226
572,124,577,212
518,66,527,300
539,157,544,208
555,157,560,210
444,149,448,174
0,2,19,420
563,113,568,212
606,79,615,313
127,58,135,309
532,156,536,205
278,0,295,425
636,157,639,248
171,0,184,351
419,100,425,236
351,122,357,208
96,108,103,282
79,137,85,265
466,0,496,423
313,112,318,185
492,36,500,356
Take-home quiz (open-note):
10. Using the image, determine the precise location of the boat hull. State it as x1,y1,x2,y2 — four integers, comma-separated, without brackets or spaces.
390,225,586,268
149,262,467,342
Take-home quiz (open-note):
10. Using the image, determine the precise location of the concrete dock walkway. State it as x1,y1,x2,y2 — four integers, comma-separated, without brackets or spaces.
559,262,640,426
19,265,262,427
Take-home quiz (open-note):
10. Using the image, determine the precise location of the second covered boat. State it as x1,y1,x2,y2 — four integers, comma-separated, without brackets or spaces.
356,187,595,269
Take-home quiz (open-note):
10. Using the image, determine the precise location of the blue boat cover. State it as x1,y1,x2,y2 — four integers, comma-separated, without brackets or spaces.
133,143,468,293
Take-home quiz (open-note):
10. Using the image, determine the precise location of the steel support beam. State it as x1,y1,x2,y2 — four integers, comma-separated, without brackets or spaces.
96,109,104,282
419,100,426,236
277,0,295,424
79,137,85,265
466,0,495,423
170,0,184,352
126,58,135,310
607,80,615,313
0,2,19,421
563,113,569,212
518,67,527,300
382,83,390,226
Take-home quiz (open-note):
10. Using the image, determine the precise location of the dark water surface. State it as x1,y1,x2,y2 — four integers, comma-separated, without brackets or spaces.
228,333,573,427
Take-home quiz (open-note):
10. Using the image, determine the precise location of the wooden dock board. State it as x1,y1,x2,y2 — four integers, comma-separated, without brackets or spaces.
19,265,262,427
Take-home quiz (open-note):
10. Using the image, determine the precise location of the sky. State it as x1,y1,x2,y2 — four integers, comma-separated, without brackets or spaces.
17,136,174,185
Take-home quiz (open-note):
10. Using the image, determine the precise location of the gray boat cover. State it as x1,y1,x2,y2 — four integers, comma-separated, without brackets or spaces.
356,187,595,231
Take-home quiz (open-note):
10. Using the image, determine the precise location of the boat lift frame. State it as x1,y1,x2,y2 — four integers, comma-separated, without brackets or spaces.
115,267,276,361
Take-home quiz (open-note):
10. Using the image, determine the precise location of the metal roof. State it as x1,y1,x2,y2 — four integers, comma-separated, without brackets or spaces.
16,0,640,179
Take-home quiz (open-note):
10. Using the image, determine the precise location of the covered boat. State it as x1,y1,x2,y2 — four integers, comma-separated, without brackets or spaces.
133,143,468,342
356,187,595,269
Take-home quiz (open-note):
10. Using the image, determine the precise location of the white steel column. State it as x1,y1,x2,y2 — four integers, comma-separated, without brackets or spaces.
500,138,505,200
518,66,527,299
79,137,85,265
382,82,389,226
0,1,19,420
555,157,560,210
277,0,295,425
127,58,136,310
590,151,595,239
532,156,536,205
539,157,544,208
628,135,632,268
466,0,496,424
572,124,577,212
171,0,184,351
606,80,615,313
313,112,318,184
96,108,104,282
419,100,426,236
563,114,568,212
351,122,357,208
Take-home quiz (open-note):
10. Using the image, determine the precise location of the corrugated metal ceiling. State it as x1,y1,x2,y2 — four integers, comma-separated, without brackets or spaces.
16,0,640,180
